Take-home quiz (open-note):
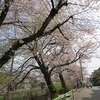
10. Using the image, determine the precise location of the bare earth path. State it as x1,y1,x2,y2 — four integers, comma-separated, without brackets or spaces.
72,86,100,100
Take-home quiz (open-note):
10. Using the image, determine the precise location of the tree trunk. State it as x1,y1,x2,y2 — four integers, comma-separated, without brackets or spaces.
41,69,57,99
34,55,57,99
59,72,68,93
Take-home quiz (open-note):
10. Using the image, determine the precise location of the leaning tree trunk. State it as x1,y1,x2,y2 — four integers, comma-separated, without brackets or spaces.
41,68,57,99
59,72,68,93
34,55,57,99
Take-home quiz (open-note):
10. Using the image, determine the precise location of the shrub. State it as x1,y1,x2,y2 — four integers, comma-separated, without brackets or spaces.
54,81,73,94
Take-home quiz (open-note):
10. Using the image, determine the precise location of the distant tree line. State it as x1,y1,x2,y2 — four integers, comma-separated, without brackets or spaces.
92,67,100,86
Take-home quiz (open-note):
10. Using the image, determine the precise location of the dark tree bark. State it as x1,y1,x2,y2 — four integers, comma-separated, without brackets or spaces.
34,55,57,99
41,68,57,99
59,72,68,93
0,0,13,26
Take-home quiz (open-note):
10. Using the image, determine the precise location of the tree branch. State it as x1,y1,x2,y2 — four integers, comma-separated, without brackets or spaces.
51,0,55,9
58,27,69,40
0,0,13,26
0,1,70,68
14,67,36,87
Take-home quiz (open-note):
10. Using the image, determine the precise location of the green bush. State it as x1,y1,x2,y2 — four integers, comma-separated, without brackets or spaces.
66,84,73,91
54,81,73,94
54,81,63,91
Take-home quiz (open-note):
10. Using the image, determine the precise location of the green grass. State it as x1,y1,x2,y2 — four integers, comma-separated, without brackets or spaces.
0,96,3,100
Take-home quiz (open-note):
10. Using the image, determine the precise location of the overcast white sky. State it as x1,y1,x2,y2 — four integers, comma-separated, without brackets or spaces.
83,1,100,76
86,57,100,75
86,33,100,75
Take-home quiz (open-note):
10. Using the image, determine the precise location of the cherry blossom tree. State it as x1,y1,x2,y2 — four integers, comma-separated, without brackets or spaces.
0,0,99,68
